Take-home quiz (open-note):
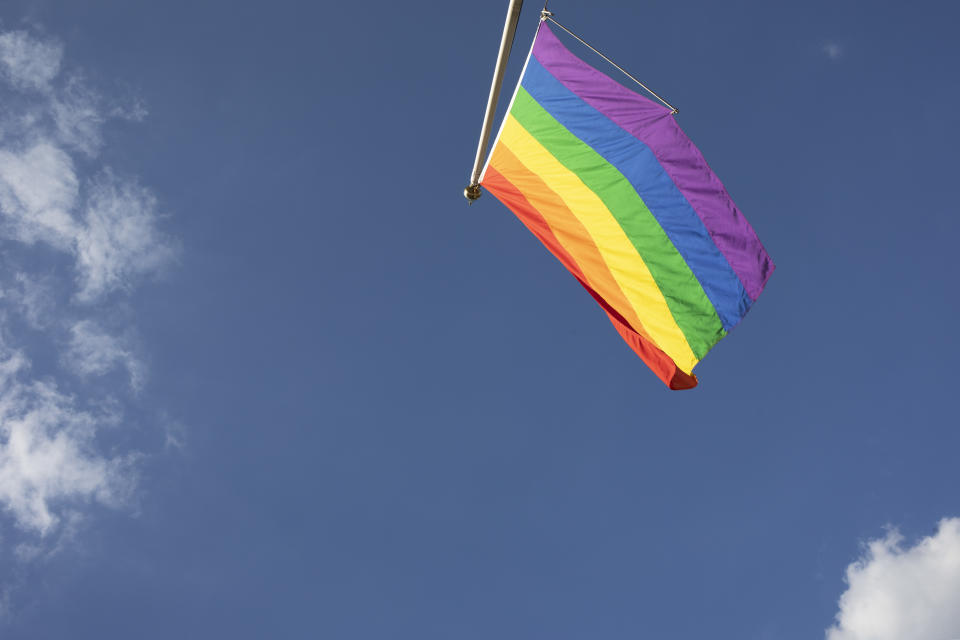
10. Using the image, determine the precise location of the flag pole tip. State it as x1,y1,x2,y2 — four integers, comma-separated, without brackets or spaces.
464,183,482,202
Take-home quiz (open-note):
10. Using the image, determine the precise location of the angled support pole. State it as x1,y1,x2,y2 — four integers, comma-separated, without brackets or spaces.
464,0,524,203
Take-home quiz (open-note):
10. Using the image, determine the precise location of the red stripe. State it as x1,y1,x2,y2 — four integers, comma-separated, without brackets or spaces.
483,165,697,390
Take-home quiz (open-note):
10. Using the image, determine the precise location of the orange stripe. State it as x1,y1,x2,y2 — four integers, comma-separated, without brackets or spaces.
482,163,696,389
484,143,652,343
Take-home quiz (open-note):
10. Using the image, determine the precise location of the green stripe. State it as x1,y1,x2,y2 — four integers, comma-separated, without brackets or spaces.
510,88,724,358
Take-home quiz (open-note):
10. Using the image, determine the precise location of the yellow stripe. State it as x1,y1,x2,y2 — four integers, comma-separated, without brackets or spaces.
486,143,655,346
500,115,698,372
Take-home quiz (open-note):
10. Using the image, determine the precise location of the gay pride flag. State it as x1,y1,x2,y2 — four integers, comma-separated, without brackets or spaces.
480,22,774,389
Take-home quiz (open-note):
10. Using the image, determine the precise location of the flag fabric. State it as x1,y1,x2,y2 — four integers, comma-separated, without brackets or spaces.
479,22,774,389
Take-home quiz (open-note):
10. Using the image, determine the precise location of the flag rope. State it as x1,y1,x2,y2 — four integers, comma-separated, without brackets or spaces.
541,12,679,114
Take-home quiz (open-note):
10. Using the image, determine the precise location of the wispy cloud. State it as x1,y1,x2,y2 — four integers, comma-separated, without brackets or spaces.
0,26,176,567
2,273,57,330
0,142,79,249
822,42,844,60
75,170,177,302
63,319,144,391
0,346,136,536
827,518,960,640
0,31,62,92
50,74,106,156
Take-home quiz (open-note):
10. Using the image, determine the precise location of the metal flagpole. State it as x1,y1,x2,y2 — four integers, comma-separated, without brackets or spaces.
464,0,524,203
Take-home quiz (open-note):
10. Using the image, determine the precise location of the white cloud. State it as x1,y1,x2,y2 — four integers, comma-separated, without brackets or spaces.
0,31,62,92
827,518,960,640
0,347,135,536
75,171,177,302
0,143,175,301
0,142,80,249
51,75,105,156
63,319,144,390
0,32,176,304
0,26,177,564
823,42,843,60
110,99,148,123
160,413,187,451
2,273,57,330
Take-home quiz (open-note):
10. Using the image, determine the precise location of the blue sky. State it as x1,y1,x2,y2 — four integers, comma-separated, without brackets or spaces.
0,1,958,638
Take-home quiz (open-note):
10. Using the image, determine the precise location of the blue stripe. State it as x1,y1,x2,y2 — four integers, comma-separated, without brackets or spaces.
521,55,752,329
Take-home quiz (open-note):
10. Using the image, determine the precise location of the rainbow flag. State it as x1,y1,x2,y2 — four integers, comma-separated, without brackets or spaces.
480,22,774,389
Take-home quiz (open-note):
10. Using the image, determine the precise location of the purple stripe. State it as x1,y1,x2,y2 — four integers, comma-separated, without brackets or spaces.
532,23,774,300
